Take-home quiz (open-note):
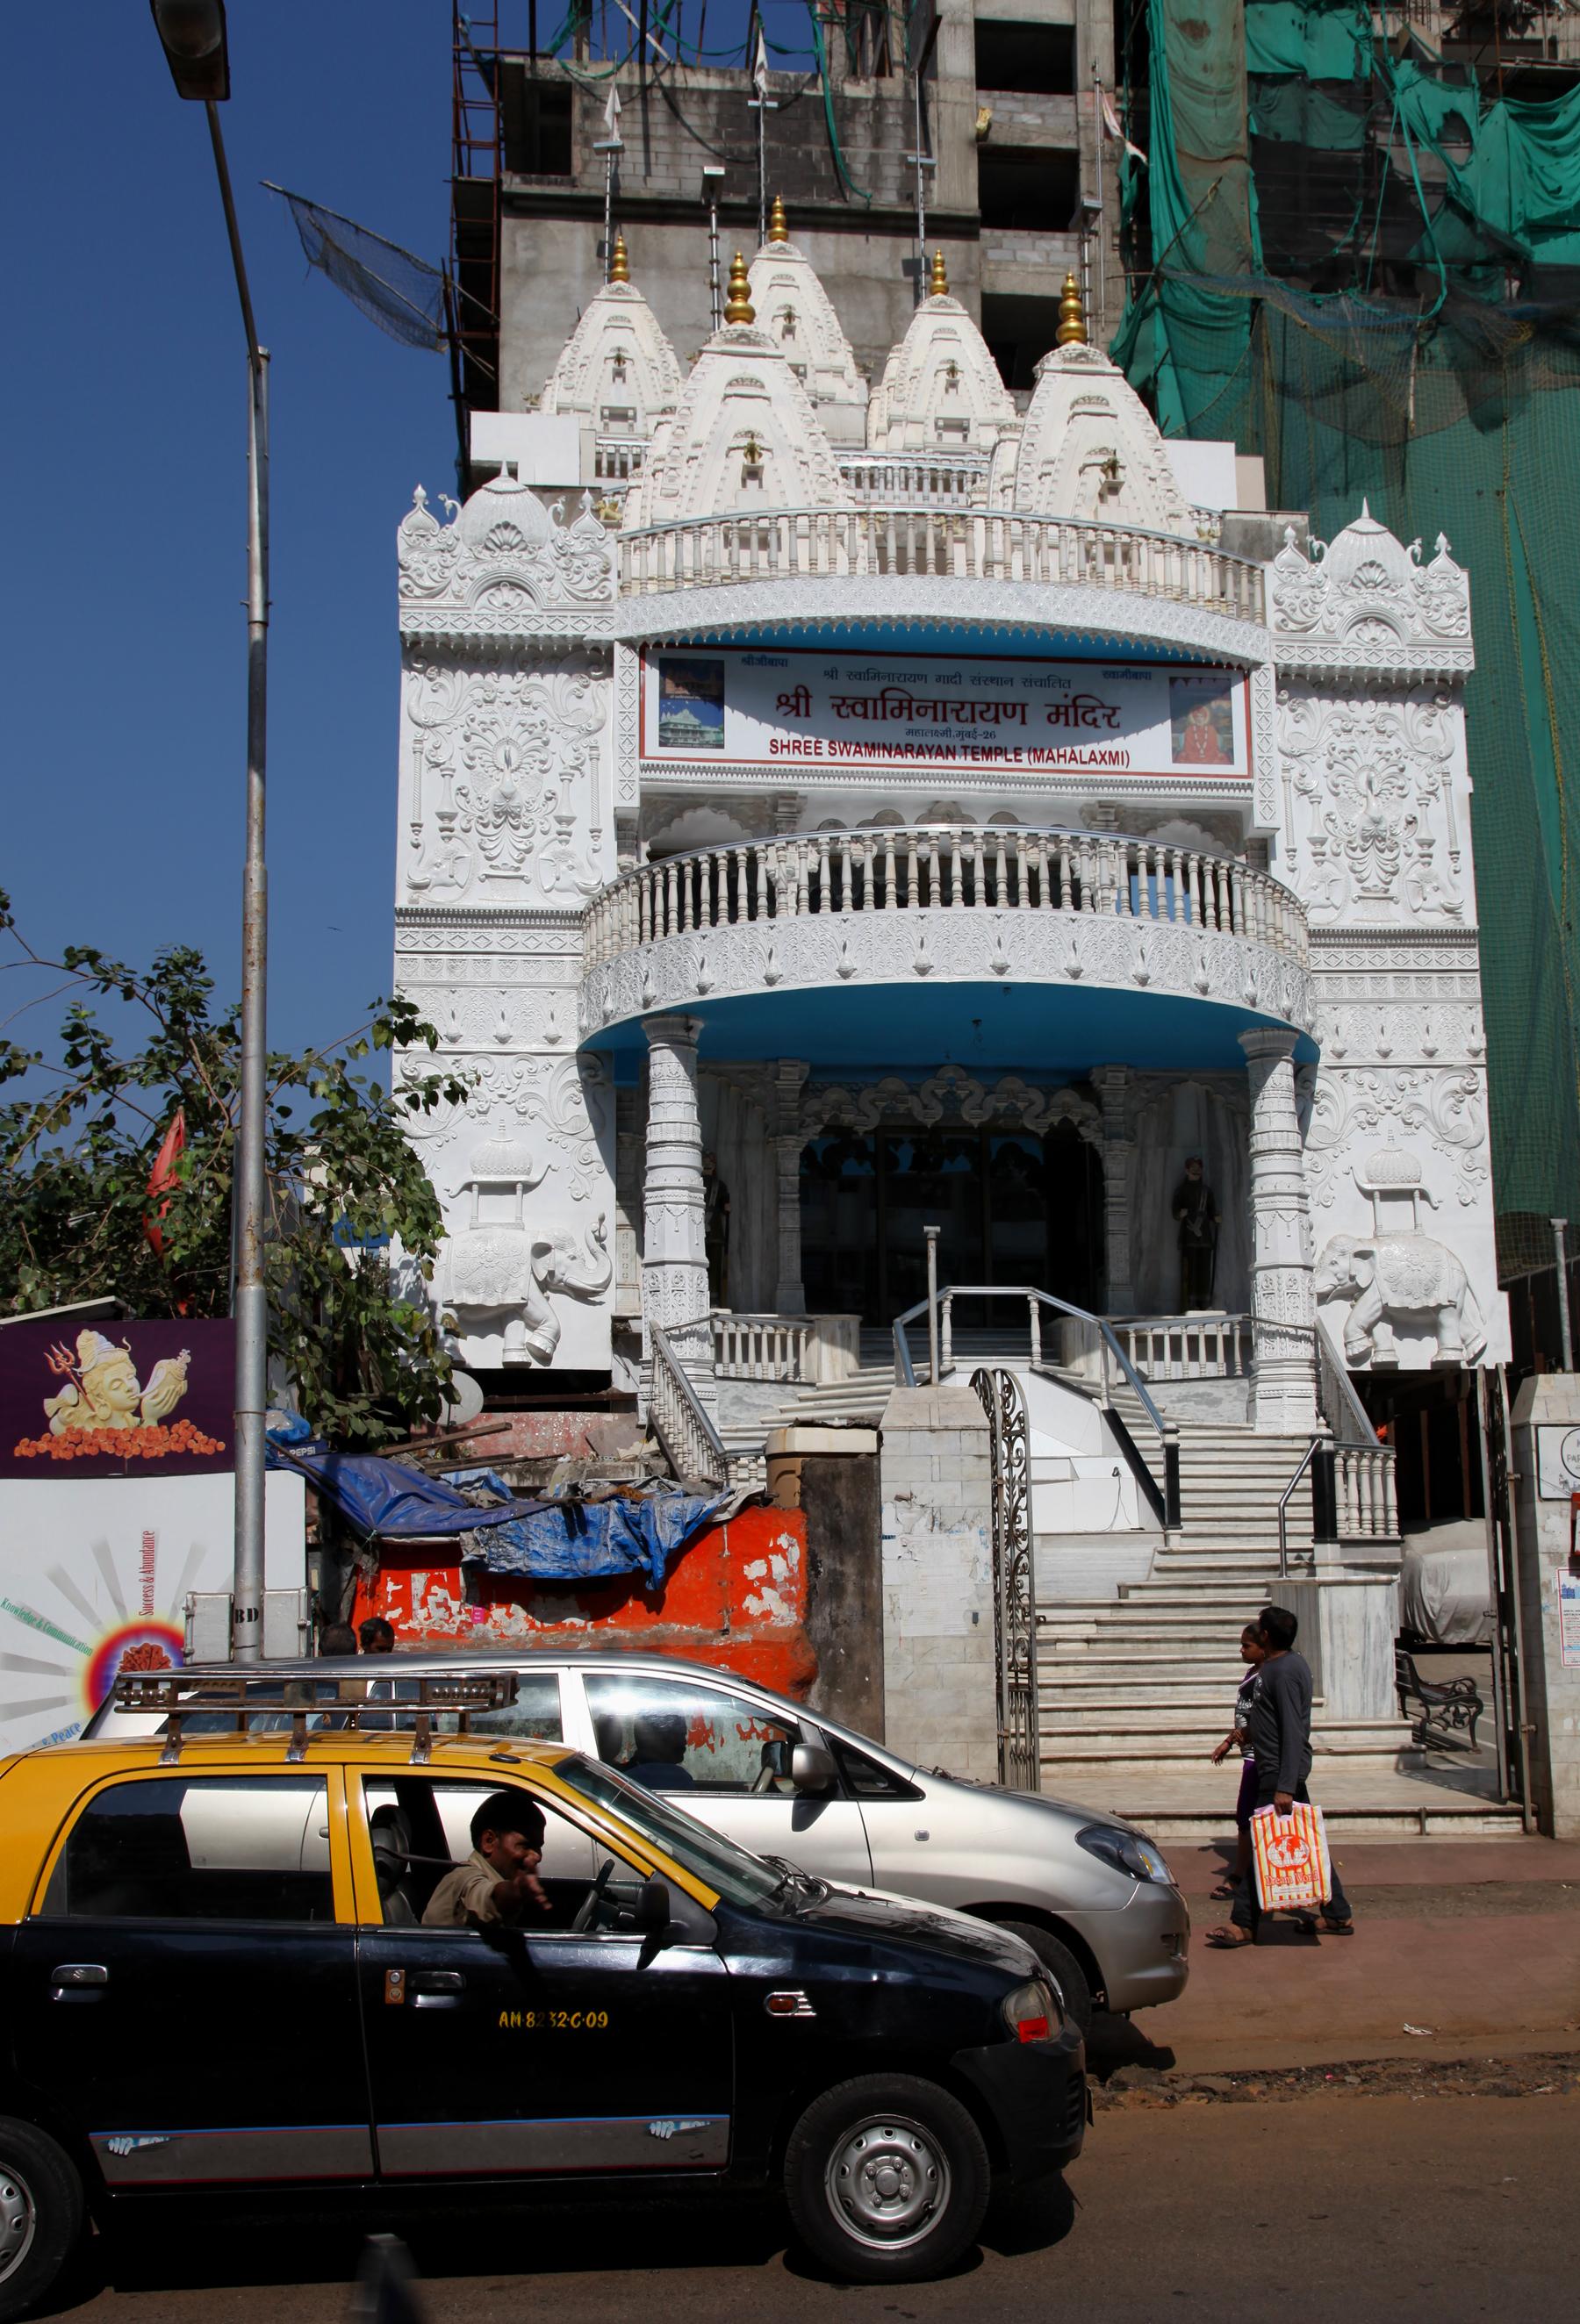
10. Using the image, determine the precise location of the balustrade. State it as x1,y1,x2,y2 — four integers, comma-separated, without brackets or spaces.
710,1312,861,1385
585,826,1307,973
617,505,1265,620
1110,1315,1255,1381
1334,1443,1399,1542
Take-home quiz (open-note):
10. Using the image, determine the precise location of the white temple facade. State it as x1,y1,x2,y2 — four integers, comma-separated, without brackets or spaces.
391,221,1504,1555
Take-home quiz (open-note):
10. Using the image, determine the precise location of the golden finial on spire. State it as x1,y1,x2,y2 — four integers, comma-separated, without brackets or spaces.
724,249,755,325
930,247,949,298
608,231,629,285
768,194,789,243
1056,269,1088,347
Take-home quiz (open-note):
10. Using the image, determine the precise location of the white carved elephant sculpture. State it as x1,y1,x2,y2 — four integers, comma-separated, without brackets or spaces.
449,1214,612,1365
1314,1231,1485,1366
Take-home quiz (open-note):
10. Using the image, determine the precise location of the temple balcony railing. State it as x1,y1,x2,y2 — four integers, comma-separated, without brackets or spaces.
835,450,991,505
614,505,1264,621
584,825,1307,974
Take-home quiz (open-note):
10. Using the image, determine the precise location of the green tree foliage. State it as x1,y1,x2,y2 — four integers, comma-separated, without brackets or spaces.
0,892,469,1446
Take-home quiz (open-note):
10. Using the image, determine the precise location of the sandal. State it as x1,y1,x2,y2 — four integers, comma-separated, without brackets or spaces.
1204,1926,1253,1950
1321,1915,1355,1935
1208,1880,1239,1899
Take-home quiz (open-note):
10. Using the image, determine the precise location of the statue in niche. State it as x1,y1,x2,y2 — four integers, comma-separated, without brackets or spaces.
703,1151,730,1309
1172,1156,1220,1310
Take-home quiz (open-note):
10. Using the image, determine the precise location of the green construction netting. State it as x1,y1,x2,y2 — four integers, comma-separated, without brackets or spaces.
1114,0,1580,1276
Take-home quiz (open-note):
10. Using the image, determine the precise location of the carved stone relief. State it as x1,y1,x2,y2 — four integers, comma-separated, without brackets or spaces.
404,660,609,907
1268,507,1472,677
1315,1227,1485,1365
1277,686,1465,923
801,1065,1103,1143
1303,1065,1488,1212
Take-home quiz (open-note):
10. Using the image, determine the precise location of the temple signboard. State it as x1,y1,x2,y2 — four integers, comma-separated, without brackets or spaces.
640,649,1251,780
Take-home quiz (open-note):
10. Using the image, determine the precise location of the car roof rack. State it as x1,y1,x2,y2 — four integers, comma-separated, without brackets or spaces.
112,1670,520,1767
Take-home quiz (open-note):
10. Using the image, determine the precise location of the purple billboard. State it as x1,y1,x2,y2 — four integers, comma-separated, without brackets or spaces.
0,1318,237,1479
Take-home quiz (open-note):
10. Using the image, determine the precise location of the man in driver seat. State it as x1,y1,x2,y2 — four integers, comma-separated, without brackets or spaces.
422,1791,552,1926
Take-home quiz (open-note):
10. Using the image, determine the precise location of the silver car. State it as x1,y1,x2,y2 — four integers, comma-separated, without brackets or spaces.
88,1647,1188,2029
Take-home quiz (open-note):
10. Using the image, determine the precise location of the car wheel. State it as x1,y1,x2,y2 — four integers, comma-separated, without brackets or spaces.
782,2073,989,2284
0,2118,84,2324
995,1921,1093,2037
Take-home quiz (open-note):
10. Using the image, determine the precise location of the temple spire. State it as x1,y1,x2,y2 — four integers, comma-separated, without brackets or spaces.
930,247,949,298
724,250,756,325
767,193,789,244
608,230,629,285
1056,269,1088,346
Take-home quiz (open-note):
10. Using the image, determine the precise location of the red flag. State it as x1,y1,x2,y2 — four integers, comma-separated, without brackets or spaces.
144,1109,188,1260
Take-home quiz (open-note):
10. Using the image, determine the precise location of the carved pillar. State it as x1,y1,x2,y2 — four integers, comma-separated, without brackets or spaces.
1091,1065,1136,1314
642,1016,715,1391
1240,1028,1319,1433
613,1081,643,1320
772,1058,810,1315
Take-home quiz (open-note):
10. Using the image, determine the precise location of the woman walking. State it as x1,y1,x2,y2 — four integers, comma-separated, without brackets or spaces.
1206,1623,1266,1902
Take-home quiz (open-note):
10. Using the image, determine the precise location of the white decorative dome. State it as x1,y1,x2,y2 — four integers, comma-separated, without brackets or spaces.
866,251,1016,455
456,464,555,554
747,199,868,448
621,252,851,526
538,235,682,436
1003,316,1191,533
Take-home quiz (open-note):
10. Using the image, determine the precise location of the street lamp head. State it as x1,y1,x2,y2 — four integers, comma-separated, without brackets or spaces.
149,0,231,102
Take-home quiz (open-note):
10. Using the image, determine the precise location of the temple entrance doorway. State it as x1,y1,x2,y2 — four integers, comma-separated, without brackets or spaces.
800,1123,1104,1328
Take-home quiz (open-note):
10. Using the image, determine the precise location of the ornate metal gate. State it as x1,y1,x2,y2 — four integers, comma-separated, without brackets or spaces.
1478,1365,1530,1815
971,1366,1041,1792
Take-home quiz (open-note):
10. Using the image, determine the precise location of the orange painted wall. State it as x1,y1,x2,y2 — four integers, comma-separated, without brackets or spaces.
348,1505,815,1699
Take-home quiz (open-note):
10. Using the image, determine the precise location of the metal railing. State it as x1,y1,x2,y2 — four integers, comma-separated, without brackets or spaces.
1277,1437,1324,1582
711,1311,862,1386
1109,1313,1254,1381
647,1321,729,1488
585,825,1307,973
893,1283,1181,1533
970,1365,1041,1793
616,505,1266,620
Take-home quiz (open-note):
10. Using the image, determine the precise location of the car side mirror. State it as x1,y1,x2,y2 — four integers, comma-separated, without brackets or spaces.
636,1876,671,1933
791,1742,837,1796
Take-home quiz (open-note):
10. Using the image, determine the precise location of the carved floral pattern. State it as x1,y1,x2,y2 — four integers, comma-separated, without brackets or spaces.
1278,688,1463,922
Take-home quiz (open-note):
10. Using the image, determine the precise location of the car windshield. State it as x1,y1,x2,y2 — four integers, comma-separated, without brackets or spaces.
557,1754,788,1912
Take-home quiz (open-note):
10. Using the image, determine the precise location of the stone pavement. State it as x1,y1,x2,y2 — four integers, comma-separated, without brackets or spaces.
1090,1833,1580,2078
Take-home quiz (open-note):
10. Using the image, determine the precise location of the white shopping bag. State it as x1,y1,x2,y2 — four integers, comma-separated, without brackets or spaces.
1250,1800,1333,1912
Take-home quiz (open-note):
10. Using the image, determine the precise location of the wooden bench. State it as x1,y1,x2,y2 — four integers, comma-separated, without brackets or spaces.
1394,1646,1483,1753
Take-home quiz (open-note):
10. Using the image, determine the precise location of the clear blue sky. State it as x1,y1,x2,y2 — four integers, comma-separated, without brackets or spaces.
2,3,812,1065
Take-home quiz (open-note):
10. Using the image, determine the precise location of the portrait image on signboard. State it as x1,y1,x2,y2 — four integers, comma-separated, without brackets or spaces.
1169,677,1236,767
657,656,727,751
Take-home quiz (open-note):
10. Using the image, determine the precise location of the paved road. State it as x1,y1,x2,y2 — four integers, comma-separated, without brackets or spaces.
42,2093,1576,2324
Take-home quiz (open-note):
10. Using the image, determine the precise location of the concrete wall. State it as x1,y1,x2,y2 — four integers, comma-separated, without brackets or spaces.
349,1504,815,1700
1511,1372,1580,1840
879,1382,1000,1778
766,1427,885,1739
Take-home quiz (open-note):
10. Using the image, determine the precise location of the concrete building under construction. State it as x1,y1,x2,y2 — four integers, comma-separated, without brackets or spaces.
451,1,1126,439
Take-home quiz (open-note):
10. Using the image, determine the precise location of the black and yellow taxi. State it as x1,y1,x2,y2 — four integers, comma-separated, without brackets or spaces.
0,1675,1084,2312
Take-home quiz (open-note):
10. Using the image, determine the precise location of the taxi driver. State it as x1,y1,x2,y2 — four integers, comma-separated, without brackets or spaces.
422,1791,552,1927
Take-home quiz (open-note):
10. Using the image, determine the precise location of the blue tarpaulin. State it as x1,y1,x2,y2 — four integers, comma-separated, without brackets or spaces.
266,1437,726,1589
456,1489,729,1589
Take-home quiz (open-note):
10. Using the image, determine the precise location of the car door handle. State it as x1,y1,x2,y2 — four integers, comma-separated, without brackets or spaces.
50,1963,107,2004
409,1969,465,2010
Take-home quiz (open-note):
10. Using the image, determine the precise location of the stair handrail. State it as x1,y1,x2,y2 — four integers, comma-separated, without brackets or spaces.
1276,1434,1324,1581
891,1282,1180,1531
647,1321,729,1488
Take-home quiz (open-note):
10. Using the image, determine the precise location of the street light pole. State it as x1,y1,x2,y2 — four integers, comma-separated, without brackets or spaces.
150,4,269,1661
